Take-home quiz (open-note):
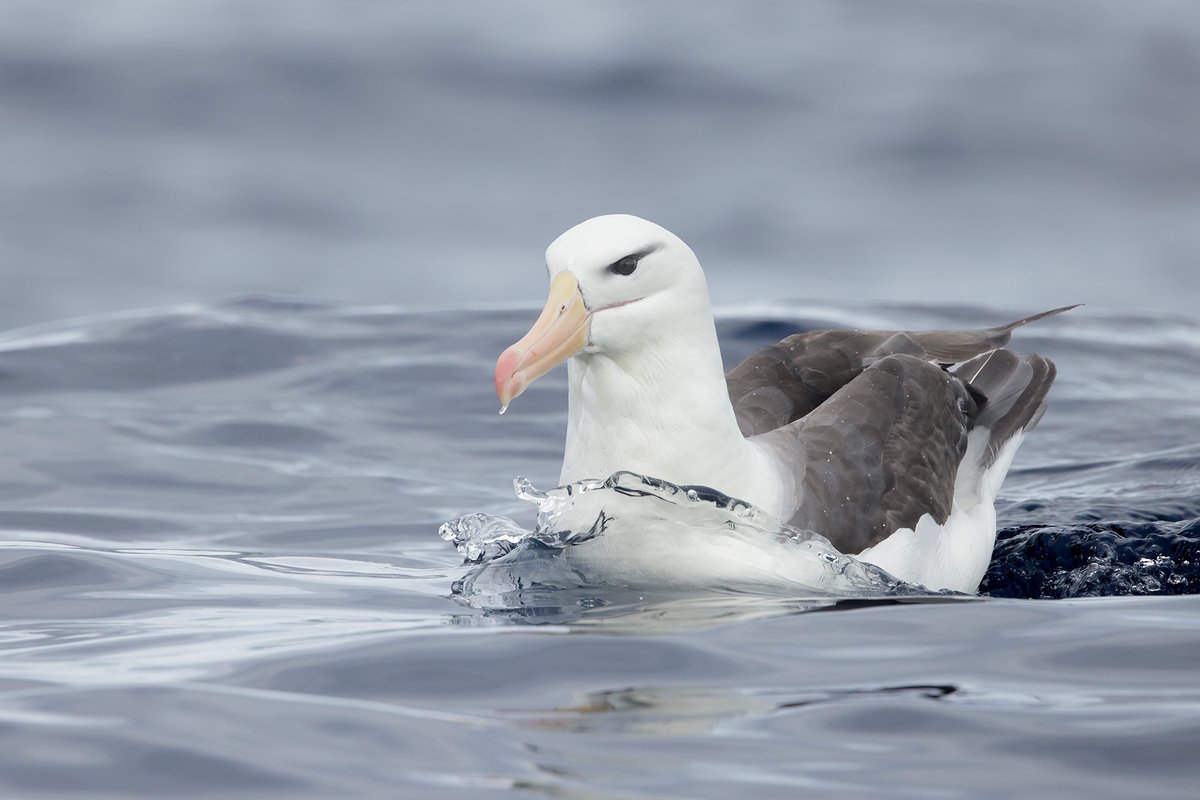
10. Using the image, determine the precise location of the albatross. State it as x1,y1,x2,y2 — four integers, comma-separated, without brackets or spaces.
494,214,1071,593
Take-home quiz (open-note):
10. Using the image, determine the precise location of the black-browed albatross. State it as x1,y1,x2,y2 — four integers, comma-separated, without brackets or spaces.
494,214,1071,593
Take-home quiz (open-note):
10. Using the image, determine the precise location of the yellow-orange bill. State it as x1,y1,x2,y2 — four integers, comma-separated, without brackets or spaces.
495,271,590,411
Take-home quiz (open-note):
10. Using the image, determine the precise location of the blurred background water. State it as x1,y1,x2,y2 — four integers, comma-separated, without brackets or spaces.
1,2,1199,798
2,0,1198,326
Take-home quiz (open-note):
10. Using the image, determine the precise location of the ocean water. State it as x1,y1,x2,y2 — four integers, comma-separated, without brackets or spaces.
3,0,1200,327
1,298,1197,798
3,1,1200,796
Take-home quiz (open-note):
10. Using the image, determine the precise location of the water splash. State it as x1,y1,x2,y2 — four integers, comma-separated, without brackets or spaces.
440,471,925,609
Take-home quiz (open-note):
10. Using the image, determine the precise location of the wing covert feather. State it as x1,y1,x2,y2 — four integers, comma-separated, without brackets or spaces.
726,305,1074,436
754,354,973,553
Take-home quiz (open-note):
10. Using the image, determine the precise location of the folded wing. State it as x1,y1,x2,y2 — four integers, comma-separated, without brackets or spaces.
730,307,1070,552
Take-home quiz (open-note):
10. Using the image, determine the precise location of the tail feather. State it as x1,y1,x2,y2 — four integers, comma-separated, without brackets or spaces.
955,350,1057,465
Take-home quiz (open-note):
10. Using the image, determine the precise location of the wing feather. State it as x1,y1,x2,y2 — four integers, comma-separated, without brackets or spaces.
730,307,1073,552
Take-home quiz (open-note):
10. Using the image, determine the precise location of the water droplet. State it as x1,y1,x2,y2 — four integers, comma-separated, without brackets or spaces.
499,405,508,415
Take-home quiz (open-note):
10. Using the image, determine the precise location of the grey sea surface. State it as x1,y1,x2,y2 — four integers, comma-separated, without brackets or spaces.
3,1,1200,797
1,298,1198,798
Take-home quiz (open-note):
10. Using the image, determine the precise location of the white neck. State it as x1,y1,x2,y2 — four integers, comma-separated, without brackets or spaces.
559,308,775,507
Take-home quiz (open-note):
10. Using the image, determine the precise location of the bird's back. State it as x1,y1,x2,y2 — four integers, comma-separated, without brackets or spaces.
726,307,1070,563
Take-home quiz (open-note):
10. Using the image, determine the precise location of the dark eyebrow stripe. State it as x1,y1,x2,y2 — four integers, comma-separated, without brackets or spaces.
622,244,660,262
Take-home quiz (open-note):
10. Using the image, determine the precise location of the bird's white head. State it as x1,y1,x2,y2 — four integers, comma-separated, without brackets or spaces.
495,214,711,410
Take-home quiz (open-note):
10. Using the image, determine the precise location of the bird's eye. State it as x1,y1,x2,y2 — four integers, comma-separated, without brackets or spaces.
609,255,639,276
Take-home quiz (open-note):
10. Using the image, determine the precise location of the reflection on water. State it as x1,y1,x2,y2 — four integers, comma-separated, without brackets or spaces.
521,683,959,736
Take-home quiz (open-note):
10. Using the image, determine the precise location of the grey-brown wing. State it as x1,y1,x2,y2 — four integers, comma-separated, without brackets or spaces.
726,306,1075,437
754,354,974,553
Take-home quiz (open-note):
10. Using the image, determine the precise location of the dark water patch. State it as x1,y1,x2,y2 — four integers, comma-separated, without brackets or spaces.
984,519,1200,598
